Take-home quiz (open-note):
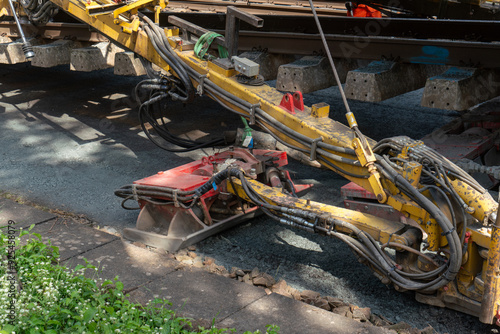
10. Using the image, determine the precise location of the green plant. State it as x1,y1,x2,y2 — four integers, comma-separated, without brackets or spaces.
0,225,279,334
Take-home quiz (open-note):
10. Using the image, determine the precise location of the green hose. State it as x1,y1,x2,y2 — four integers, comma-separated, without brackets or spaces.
240,116,253,148
194,31,228,60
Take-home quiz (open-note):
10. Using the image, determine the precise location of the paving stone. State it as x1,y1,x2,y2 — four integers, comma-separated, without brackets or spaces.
63,239,178,289
23,218,117,261
219,293,392,334
0,198,56,228
129,267,267,320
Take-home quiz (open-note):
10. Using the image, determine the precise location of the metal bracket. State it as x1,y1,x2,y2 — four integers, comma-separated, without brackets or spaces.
249,103,260,125
310,137,323,161
279,91,304,114
197,74,207,96
225,6,263,59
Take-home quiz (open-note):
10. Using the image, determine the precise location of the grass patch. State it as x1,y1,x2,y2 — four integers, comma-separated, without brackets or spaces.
0,226,279,334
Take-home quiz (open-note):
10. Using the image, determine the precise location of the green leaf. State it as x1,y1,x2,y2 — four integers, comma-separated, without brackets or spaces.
74,264,85,271
0,325,15,333
47,320,61,326
83,307,98,323
115,281,124,291
88,322,97,332
104,306,115,315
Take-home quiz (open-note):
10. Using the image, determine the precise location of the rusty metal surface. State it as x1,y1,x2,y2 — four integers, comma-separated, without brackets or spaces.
0,21,108,42
166,0,346,16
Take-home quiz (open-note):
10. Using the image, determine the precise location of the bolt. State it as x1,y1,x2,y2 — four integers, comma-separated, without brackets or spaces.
364,205,369,210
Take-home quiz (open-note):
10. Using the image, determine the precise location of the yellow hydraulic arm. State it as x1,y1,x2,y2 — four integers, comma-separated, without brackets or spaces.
4,0,500,324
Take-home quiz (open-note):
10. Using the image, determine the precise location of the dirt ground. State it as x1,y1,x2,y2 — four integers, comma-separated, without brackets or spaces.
0,63,497,333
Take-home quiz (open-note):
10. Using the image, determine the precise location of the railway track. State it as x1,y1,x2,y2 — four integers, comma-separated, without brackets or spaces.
2,13,500,67
166,0,347,16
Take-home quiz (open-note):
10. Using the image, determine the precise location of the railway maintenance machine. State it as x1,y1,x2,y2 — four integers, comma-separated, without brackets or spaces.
3,0,500,325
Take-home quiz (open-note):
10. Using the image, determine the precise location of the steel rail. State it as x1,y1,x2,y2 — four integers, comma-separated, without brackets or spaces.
2,13,500,67
159,13,500,42
166,0,346,16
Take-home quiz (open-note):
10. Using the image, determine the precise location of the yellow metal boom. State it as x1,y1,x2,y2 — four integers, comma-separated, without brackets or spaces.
4,0,500,324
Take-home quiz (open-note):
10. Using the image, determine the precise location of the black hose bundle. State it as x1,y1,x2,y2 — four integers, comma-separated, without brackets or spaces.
20,0,58,24
134,15,232,152
115,168,241,209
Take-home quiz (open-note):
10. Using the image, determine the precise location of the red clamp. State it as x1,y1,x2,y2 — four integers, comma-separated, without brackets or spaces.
279,91,304,114
464,231,471,244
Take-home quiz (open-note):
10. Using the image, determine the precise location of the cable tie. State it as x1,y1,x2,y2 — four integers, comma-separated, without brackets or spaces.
388,231,396,243
249,103,260,125
441,227,455,236
132,184,139,201
443,271,456,281
172,189,180,208
197,75,207,96
327,221,335,235
310,137,323,161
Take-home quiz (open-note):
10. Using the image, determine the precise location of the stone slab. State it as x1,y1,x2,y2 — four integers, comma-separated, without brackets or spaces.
345,60,445,102
0,198,56,228
23,218,118,261
219,293,393,334
129,267,267,321
421,67,500,111
63,239,178,289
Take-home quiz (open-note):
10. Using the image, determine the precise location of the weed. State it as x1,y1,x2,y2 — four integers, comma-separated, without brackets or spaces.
0,226,279,334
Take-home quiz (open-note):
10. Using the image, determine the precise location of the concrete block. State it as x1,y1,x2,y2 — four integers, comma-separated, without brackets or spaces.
0,38,40,64
421,67,500,111
114,51,146,76
70,42,124,72
238,51,294,80
276,56,357,93
31,40,81,68
0,36,12,43
344,60,445,102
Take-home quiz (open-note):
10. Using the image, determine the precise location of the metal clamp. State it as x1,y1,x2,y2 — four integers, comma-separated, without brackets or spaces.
197,74,207,96
310,137,323,161
132,184,139,201
249,103,260,125
225,6,263,58
172,188,180,207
